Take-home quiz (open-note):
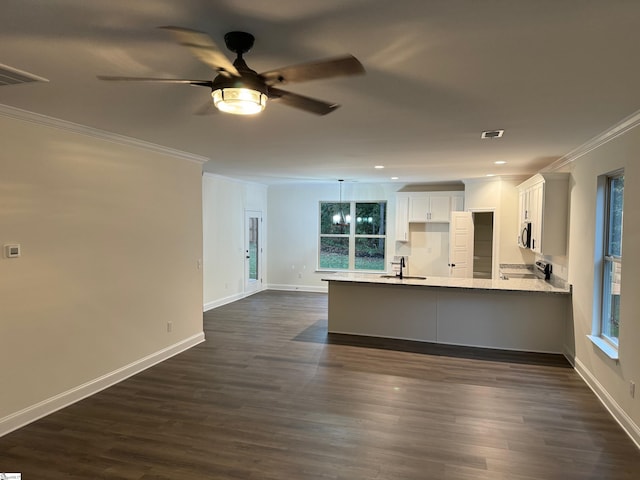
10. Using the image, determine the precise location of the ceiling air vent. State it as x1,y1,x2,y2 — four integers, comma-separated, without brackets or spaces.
481,129,504,139
0,63,49,87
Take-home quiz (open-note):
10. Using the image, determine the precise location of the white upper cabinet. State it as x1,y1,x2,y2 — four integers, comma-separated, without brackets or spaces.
407,192,464,223
395,193,410,242
519,187,531,222
395,191,464,242
517,173,569,255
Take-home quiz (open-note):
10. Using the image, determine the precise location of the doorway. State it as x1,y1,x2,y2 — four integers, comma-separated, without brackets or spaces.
472,211,494,279
244,210,263,294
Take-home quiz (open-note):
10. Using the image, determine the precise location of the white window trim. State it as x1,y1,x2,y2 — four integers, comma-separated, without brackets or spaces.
587,335,619,360
590,170,623,359
318,200,387,272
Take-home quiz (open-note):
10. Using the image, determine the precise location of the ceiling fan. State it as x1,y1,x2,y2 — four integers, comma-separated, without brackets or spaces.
98,26,365,116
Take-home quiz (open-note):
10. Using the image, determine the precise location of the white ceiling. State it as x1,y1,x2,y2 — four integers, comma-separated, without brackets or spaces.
2,0,640,185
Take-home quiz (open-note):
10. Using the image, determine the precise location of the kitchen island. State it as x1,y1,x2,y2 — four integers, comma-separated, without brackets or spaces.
322,273,571,354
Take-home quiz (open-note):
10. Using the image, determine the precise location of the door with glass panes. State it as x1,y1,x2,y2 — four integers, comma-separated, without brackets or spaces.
244,210,262,294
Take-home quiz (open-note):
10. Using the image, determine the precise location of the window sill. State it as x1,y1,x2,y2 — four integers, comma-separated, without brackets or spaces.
587,335,619,360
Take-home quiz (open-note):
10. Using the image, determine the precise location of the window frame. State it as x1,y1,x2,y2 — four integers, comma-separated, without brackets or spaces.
590,169,624,359
318,200,387,272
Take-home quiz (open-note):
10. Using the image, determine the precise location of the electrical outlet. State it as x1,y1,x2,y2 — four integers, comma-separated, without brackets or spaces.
167,321,173,333
630,381,636,398
298,273,302,279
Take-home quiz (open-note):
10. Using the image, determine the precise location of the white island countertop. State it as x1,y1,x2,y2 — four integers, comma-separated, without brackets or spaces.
322,272,571,294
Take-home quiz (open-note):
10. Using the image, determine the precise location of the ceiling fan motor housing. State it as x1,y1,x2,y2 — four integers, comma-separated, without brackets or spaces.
224,31,255,55
212,71,268,96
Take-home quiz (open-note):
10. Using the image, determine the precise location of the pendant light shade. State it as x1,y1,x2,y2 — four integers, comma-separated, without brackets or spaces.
211,87,267,115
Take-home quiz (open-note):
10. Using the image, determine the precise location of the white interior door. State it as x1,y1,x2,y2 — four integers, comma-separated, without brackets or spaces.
244,210,262,294
449,211,474,278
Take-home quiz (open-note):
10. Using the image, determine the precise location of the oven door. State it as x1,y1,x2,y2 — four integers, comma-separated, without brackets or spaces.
519,222,531,248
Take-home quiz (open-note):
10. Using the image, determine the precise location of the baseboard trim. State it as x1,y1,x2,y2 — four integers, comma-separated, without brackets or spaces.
204,286,326,312
204,292,246,312
267,284,328,293
0,332,205,438
574,357,640,449
563,344,576,367
203,288,266,312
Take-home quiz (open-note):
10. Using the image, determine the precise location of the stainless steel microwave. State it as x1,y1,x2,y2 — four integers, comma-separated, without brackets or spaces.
519,221,531,249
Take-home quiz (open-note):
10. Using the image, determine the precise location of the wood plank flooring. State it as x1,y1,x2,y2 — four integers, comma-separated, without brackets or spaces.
1,291,639,479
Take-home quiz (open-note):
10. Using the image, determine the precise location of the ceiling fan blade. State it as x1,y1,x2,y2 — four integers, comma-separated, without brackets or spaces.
97,76,213,87
260,55,365,85
159,26,240,77
269,87,339,115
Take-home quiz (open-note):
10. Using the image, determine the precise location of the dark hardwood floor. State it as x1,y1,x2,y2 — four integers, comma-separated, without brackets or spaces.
1,291,639,479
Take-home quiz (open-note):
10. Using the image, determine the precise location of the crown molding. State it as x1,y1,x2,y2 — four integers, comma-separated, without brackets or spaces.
542,108,640,172
462,174,527,184
202,171,268,188
0,103,209,165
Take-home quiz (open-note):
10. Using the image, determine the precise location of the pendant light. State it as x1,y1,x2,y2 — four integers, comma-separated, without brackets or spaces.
332,179,350,229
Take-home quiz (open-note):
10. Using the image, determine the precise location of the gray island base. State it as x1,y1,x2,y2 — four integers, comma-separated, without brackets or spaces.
324,274,571,354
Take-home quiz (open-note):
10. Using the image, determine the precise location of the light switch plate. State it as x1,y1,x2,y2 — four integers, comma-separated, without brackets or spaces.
5,244,21,258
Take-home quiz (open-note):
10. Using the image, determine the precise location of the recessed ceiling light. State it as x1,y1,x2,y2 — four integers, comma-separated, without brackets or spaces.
481,129,504,139
391,176,399,180
494,160,507,165
486,174,496,177
375,165,385,169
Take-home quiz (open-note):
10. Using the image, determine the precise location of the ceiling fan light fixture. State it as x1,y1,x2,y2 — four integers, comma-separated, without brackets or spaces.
211,87,267,115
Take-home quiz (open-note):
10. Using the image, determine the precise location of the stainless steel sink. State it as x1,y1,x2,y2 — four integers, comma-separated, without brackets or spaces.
380,275,427,280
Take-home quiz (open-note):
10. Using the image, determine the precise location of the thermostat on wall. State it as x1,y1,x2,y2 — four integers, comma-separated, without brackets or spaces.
4,244,21,258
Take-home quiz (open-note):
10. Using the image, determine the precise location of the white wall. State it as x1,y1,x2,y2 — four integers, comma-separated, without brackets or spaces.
267,182,399,290
0,112,204,433
464,177,536,267
202,174,267,309
269,182,534,287
563,125,640,443
403,223,450,277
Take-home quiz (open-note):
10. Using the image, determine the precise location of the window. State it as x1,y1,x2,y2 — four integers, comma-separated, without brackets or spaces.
319,201,386,271
594,171,624,354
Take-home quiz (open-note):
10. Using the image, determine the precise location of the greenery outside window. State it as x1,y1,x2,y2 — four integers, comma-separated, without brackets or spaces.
319,201,386,271
601,172,624,346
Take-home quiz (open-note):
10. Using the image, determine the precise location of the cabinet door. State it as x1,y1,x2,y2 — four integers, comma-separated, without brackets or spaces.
428,195,452,222
395,194,410,242
518,189,527,223
529,182,544,253
408,194,429,222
